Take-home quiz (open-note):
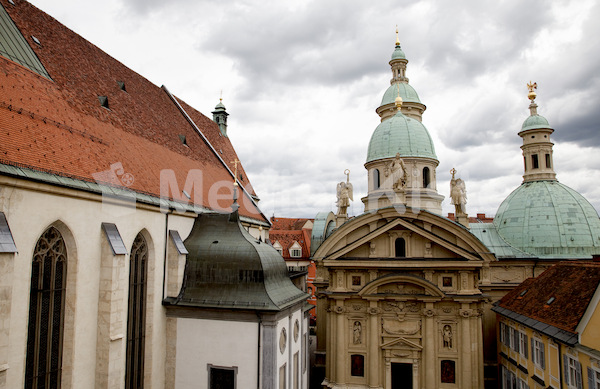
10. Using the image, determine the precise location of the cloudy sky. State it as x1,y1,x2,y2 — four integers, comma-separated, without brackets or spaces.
28,0,600,219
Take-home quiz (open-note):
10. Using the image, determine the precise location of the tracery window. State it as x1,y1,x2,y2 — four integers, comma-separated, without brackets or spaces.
125,233,148,389
25,227,67,389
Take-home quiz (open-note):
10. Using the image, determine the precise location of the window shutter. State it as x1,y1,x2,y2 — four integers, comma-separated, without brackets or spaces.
540,343,545,369
576,361,583,389
588,367,595,389
523,335,528,358
564,355,570,385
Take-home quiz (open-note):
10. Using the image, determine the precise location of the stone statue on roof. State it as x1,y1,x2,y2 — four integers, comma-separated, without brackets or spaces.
387,153,407,190
450,168,467,215
336,169,353,216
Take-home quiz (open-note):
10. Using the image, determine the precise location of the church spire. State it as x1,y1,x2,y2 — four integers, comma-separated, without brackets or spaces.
519,82,557,182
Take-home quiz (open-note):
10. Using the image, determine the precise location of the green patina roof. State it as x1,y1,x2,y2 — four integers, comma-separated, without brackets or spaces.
380,82,421,106
494,181,600,258
367,111,437,162
469,223,535,259
391,44,406,60
169,211,307,311
521,114,552,132
0,3,50,79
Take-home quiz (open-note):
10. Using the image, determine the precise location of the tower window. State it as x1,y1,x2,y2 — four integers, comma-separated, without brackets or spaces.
422,167,430,188
395,238,406,257
531,154,539,169
373,169,380,189
523,156,527,171
545,154,551,168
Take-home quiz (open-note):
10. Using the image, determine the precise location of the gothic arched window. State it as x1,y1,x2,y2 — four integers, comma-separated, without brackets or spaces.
395,238,406,257
125,233,148,389
25,227,67,389
423,167,430,188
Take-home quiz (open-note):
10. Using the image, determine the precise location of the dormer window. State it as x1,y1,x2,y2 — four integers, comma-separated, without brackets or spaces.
289,241,302,258
273,241,283,256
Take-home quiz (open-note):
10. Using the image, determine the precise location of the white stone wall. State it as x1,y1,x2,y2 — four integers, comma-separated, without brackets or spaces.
275,309,308,389
0,178,197,388
175,318,259,389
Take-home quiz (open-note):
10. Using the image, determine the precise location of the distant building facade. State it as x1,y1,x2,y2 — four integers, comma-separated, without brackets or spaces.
493,262,600,389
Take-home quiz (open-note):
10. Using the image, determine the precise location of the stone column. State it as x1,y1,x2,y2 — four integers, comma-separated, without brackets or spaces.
95,237,127,389
460,305,472,389
424,304,436,389
368,302,380,387
335,303,346,385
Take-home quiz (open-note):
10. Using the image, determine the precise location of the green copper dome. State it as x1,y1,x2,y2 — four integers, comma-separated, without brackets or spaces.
367,111,437,162
380,82,422,106
494,181,600,258
521,114,552,132
391,45,406,60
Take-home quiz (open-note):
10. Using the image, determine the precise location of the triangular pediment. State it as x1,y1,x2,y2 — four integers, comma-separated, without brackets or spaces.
315,208,489,261
380,336,423,350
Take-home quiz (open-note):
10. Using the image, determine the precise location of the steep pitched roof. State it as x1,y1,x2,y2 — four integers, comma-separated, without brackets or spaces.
495,262,600,334
269,217,312,259
0,0,265,222
270,217,313,231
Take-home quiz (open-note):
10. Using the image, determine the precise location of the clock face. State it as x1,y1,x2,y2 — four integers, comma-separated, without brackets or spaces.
279,328,287,354
294,320,300,342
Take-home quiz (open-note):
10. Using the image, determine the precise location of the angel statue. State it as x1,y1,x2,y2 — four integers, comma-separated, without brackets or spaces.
388,153,407,190
336,169,353,216
449,168,467,215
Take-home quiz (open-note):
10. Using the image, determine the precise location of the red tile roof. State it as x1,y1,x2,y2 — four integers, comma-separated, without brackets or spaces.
269,217,313,260
497,261,600,333
0,0,265,222
270,217,313,231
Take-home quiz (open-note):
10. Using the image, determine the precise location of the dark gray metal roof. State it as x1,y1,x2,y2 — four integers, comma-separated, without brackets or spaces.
0,2,50,79
0,212,17,253
101,222,127,255
492,305,579,346
169,230,188,255
165,210,307,311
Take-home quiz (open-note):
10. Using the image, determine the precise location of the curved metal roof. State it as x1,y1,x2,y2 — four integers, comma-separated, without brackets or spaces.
494,181,600,258
367,111,437,162
167,210,307,311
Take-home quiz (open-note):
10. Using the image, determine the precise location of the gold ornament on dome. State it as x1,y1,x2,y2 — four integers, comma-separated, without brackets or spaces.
527,81,537,101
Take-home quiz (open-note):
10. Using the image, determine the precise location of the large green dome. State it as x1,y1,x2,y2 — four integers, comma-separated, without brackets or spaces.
366,111,437,162
380,82,421,106
494,181,600,258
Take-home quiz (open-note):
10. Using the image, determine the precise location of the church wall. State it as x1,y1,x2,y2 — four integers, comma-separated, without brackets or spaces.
0,177,206,388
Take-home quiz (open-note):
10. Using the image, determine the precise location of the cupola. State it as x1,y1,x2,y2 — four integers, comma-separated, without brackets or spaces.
519,82,556,182
212,98,229,136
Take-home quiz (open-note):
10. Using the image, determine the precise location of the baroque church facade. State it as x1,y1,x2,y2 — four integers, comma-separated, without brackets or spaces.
311,35,600,389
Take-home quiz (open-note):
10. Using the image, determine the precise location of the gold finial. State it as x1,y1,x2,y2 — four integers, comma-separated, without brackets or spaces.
395,84,403,110
527,81,537,102
395,25,400,46
220,89,223,103
450,168,456,180
231,158,240,186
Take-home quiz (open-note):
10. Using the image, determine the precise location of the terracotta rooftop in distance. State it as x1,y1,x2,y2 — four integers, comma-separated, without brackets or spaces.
447,212,494,223
270,217,313,231
269,217,313,259
495,261,600,334
0,0,265,223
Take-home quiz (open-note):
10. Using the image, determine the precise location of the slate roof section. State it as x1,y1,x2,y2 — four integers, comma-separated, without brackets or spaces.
494,262,600,336
0,0,265,222
165,210,307,311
